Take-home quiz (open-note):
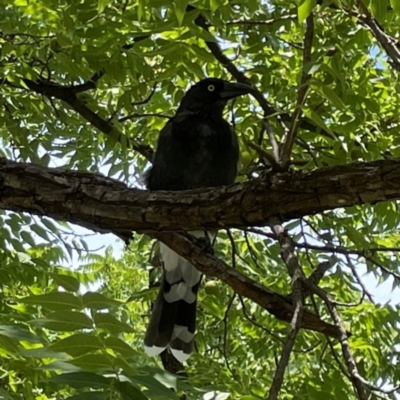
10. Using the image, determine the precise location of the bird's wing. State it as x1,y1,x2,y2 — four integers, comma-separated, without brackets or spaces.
145,117,191,191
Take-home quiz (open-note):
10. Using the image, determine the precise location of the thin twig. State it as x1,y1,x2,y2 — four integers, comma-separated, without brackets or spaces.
131,82,158,106
119,112,171,123
246,140,280,170
344,254,374,303
238,295,285,343
280,13,314,170
294,241,400,281
304,280,396,399
222,294,237,377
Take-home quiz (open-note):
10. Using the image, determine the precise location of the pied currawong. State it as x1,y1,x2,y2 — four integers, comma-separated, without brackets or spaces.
144,78,253,362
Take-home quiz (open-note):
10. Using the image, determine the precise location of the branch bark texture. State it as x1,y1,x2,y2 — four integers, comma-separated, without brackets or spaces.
0,158,399,236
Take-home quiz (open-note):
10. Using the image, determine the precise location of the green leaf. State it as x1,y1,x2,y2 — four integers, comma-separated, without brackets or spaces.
70,353,115,370
0,335,19,353
94,313,134,333
82,292,122,310
49,372,110,389
371,0,387,21
20,292,82,311
319,85,346,110
50,333,103,357
391,0,400,15
65,393,109,400
10,238,25,252
298,0,316,23
115,381,149,400
303,108,334,136
31,223,50,241
21,230,36,247
210,0,223,12
0,388,14,400
104,337,137,357
30,311,93,331
131,372,180,399
0,325,43,343
174,0,188,26
98,0,110,13
41,218,59,234
49,273,80,292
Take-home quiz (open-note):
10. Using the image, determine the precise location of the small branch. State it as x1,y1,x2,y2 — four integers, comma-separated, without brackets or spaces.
119,112,171,123
264,120,282,167
299,261,332,301
280,13,314,170
152,231,342,340
238,295,285,343
69,70,105,94
188,4,276,118
308,262,332,285
354,1,400,71
20,77,154,160
186,6,337,143
226,229,237,269
131,82,158,106
267,292,303,400
222,294,237,377
344,254,374,303
246,140,280,170
305,281,370,399
294,241,400,282
267,219,304,399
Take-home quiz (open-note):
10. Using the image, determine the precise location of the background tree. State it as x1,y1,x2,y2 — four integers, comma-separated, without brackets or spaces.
0,0,400,399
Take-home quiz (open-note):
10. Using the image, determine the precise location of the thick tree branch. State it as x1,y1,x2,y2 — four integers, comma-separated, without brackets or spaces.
1,158,400,235
2,157,400,346
0,157,359,340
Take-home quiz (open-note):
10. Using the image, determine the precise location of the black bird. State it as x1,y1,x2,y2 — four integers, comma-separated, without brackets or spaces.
144,78,253,362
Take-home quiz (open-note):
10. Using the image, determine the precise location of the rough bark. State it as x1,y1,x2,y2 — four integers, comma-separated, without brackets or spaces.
0,157,398,236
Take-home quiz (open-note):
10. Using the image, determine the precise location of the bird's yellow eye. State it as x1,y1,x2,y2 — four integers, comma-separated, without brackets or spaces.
207,84,215,92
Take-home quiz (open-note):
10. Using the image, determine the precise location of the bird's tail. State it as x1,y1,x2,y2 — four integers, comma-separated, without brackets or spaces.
144,231,214,363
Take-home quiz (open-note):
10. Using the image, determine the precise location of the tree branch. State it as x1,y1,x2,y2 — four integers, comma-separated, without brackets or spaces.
188,5,337,143
353,1,400,71
280,13,314,169
305,281,368,399
0,157,355,340
2,158,400,235
2,77,154,161
267,220,304,400
152,231,341,340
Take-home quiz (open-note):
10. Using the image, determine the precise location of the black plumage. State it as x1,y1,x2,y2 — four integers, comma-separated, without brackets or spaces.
144,78,253,362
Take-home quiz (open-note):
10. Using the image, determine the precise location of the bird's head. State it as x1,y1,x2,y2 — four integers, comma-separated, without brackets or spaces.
177,78,254,116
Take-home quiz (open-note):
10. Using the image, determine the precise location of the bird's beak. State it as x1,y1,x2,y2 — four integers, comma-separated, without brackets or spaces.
220,81,254,100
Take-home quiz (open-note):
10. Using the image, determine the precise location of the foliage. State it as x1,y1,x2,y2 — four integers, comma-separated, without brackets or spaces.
0,0,400,399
